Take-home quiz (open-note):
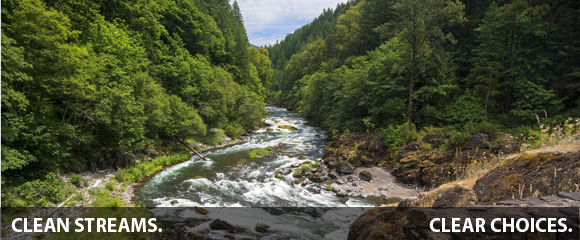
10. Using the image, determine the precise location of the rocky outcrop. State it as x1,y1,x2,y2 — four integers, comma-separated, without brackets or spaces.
464,133,490,149
324,133,386,167
492,132,521,154
347,198,420,240
392,133,521,189
473,151,580,204
431,185,477,208
391,150,453,188
336,161,355,174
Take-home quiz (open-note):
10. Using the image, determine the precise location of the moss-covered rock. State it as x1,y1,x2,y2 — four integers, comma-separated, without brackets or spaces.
473,151,580,204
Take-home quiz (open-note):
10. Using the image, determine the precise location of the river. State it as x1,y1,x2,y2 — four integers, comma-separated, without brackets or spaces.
136,105,379,239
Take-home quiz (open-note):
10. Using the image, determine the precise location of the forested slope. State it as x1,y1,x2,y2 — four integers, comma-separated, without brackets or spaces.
266,0,580,145
1,0,272,205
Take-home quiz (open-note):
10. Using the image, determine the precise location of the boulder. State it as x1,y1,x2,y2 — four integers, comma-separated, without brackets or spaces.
464,133,490,149
432,185,477,208
292,171,301,178
347,175,358,182
170,200,179,205
309,172,326,182
359,171,372,181
473,151,580,204
291,163,302,168
347,207,408,240
195,206,208,215
337,189,348,196
337,161,355,174
209,219,235,232
254,223,269,233
298,155,306,160
331,183,342,192
328,170,339,179
326,160,338,169
301,179,308,186
279,168,292,175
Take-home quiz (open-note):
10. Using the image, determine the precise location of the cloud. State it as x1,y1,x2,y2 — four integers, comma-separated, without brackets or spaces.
236,0,349,46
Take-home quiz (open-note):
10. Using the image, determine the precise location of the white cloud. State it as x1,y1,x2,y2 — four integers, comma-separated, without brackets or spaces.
236,0,349,46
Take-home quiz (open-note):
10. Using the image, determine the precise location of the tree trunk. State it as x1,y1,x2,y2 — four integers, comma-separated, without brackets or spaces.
485,72,493,120
408,71,415,123
177,138,208,161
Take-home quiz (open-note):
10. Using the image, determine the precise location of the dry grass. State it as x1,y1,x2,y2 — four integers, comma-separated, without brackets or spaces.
416,119,579,207
525,140,580,154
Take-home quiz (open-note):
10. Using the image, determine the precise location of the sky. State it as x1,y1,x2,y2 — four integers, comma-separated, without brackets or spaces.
236,0,349,47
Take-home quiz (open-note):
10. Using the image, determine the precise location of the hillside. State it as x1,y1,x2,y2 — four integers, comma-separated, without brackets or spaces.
265,0,580,139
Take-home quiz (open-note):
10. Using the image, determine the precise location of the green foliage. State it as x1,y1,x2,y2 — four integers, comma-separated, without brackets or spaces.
68,174,86,188
301,164,313,172
224,122,245,138
2,0,270,193
313,159,321,168
116,154,188,183
193,129,225,146
442,131,469,150
2,173,63,207
114,169,127,182
105,182,115,192
446,94,486,125
248,148,270,158
327,184,332,191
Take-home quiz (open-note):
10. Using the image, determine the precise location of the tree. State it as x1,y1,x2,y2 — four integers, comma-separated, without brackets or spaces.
467,2,503,119
377,0,465,123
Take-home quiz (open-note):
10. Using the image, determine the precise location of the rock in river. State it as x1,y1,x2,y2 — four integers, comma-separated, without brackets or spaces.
254,223,270,233
359,171,372,181
209,219,235,232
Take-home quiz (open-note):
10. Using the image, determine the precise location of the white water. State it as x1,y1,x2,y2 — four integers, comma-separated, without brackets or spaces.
137,105,376,239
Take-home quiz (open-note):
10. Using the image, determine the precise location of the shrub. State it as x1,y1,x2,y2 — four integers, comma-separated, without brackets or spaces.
376,125,405,151
327,185,332,191
313,159,320,168
9,173,63,207
248,148,269,158
301,164,313,172
68,173,85,188
398,122,421,143
224,122,244,138
442,130,469,150
105,182,115,192
115,169,127,182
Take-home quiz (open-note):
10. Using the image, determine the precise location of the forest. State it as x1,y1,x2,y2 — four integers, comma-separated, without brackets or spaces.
1,0,272,205
266,0,580,146
2,0,579,208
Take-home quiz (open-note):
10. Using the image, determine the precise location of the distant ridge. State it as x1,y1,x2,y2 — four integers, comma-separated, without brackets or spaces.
250,44,260,49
